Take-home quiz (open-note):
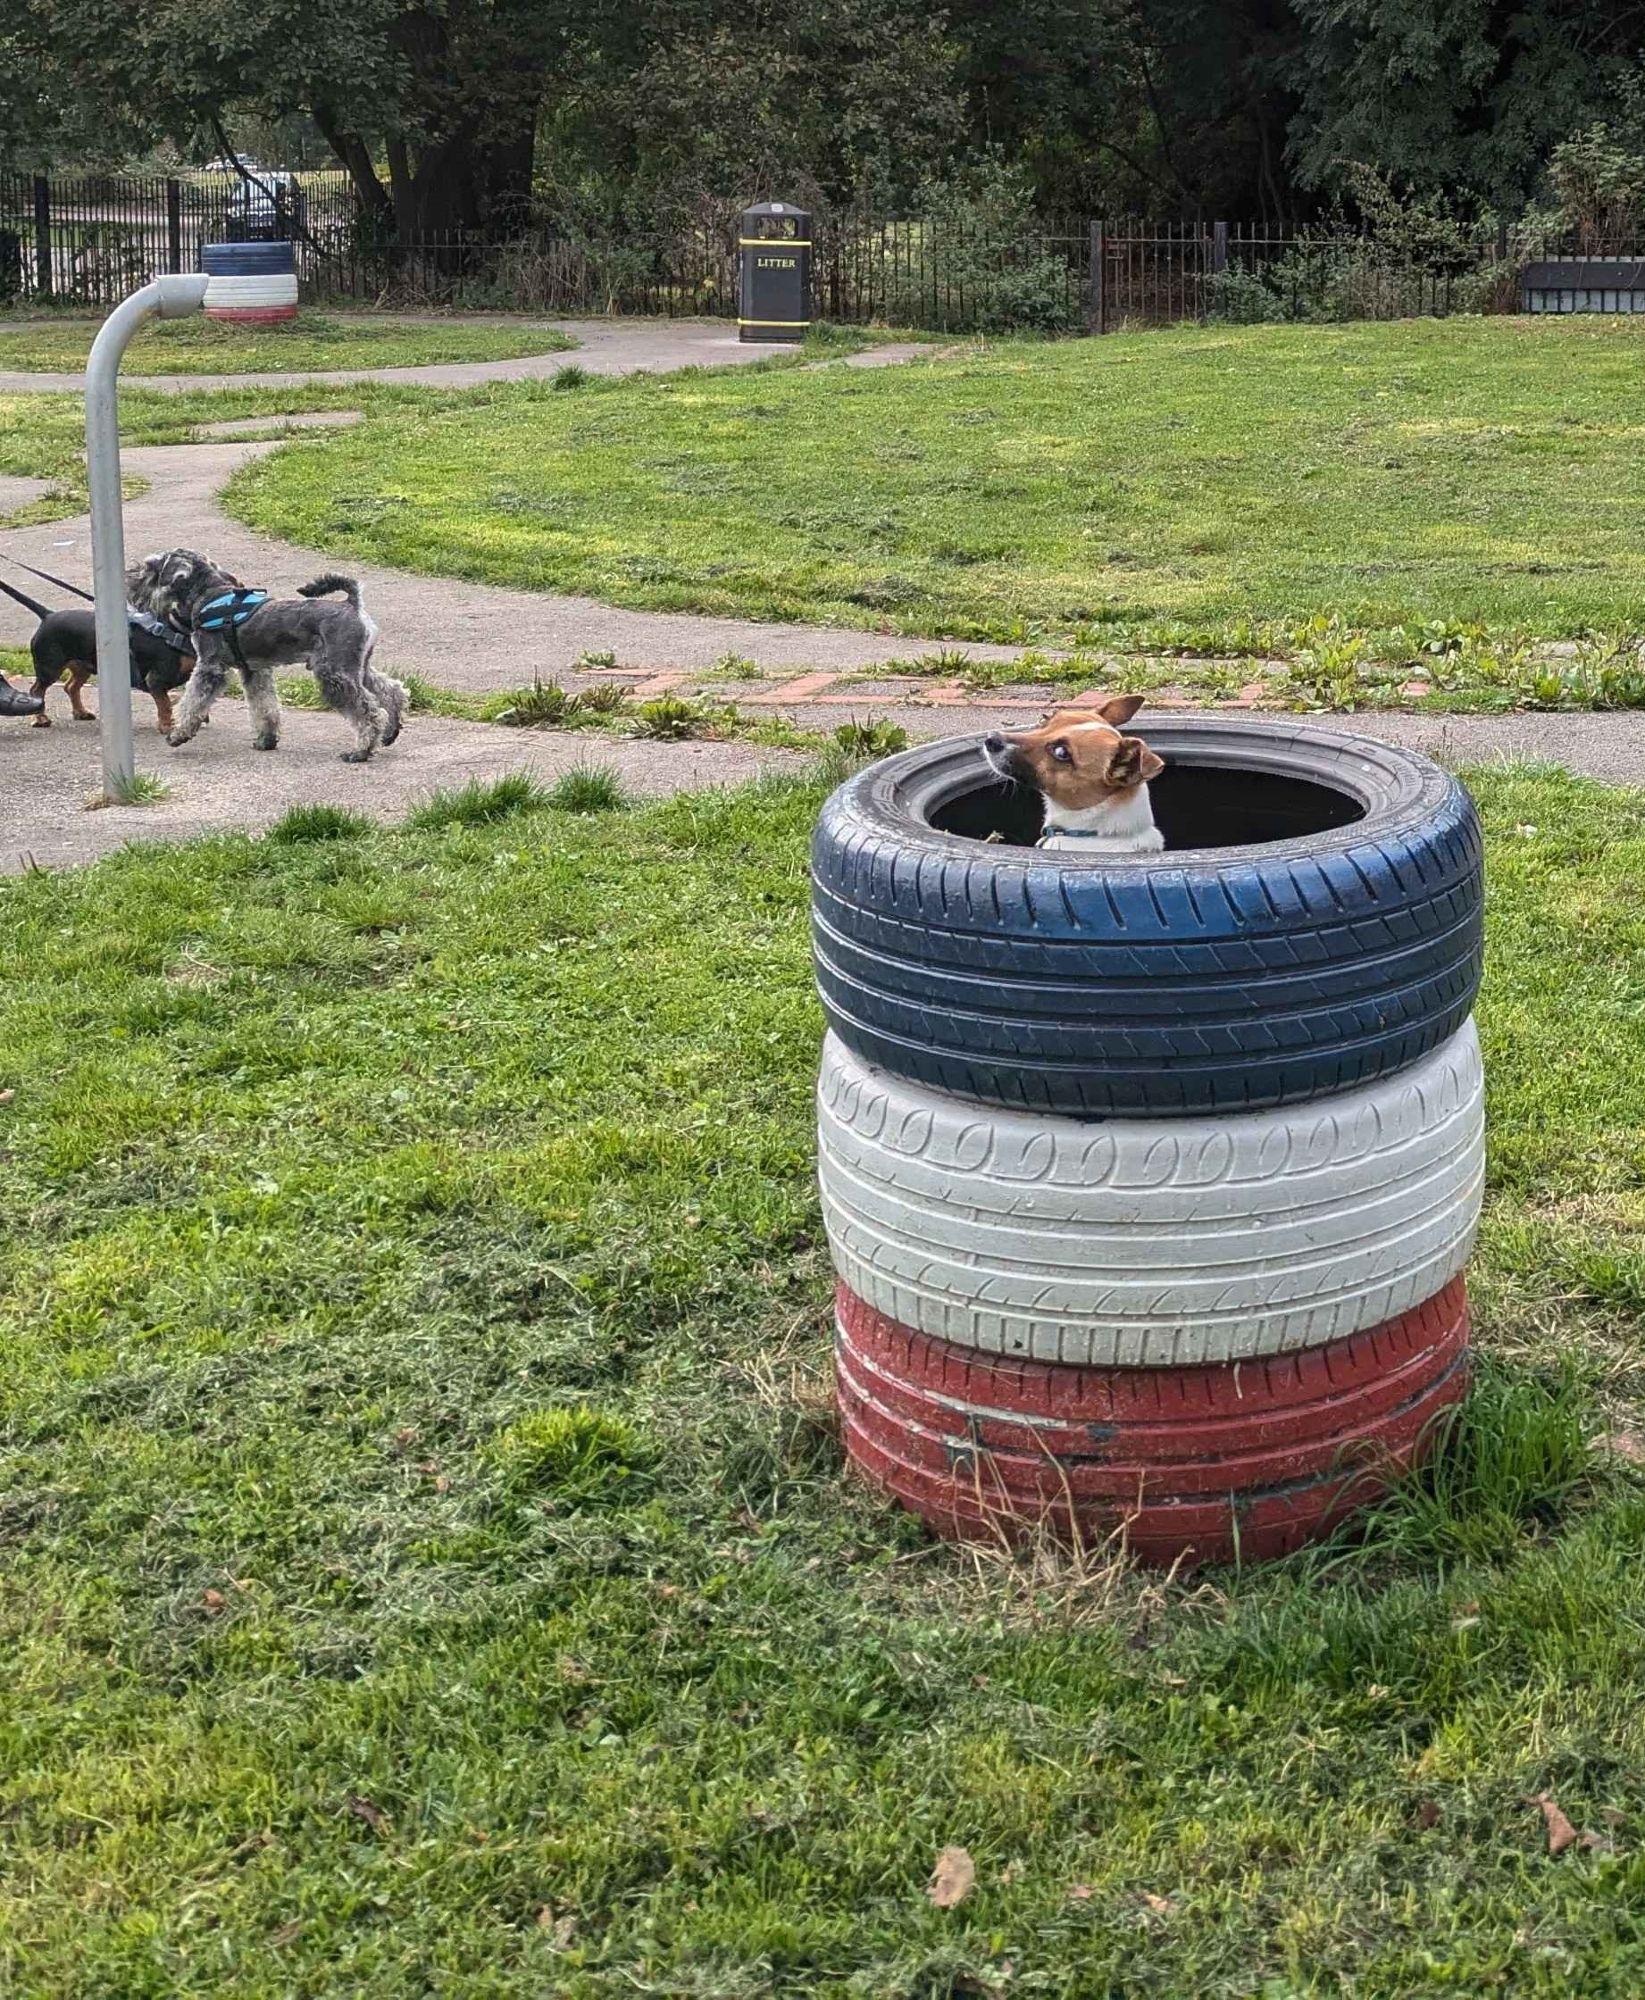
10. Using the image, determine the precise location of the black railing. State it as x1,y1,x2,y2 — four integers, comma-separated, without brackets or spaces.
5,173,1645,329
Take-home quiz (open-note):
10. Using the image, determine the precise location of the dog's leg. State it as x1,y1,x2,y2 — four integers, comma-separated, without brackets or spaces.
167,657,228,746
29,662,64,727
65,666,96,722
242,666,282,752
364,666,408,748
340,692,387,764
152,689,176,734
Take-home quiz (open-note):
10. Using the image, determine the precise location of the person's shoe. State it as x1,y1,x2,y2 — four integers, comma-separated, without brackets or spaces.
0,678,44,719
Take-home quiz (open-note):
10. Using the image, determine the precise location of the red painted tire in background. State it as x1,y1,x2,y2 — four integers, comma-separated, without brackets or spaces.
205,305,298,323
836,1280,1469,1565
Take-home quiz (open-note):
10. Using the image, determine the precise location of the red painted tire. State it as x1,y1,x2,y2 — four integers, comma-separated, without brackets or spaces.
205,305,298,323
836,1279,1469,1565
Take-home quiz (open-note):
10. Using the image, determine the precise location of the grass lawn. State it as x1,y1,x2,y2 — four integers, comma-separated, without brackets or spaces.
0,312,577,377
3,761,1645,1994
228,317,1645,651
0,378,557,530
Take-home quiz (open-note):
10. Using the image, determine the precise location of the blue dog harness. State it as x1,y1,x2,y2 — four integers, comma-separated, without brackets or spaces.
194,588,269,670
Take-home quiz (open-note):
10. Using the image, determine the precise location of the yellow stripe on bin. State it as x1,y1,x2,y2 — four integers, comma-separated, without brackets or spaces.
738,318,810,327
739,238,812,247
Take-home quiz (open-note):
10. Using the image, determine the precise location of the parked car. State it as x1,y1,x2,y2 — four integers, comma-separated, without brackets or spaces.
226,169,306,241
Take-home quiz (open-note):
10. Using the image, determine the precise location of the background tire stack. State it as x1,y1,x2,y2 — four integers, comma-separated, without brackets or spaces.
812,720,1487,1563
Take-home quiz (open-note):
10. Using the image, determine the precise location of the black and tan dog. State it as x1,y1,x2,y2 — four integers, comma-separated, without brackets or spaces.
0,575,195,733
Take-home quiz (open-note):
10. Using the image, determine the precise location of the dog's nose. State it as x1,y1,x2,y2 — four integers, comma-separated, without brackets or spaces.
983,732,1007,756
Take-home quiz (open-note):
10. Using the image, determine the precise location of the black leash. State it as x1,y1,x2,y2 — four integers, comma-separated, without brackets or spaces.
0,572,52,621
0,553,94,604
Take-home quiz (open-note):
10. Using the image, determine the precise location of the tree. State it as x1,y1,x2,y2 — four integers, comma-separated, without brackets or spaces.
2,0,583,240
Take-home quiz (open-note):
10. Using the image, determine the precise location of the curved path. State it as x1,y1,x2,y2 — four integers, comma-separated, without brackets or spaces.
0,317,931,394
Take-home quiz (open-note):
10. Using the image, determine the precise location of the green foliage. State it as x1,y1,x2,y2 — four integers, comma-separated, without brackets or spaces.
490,1406,652,1505
1548,124,1645,247
267,802,373,843
631,695,711,740
543,763,631,813
405,771,549,829
832,718,909,760
891,157,1081,334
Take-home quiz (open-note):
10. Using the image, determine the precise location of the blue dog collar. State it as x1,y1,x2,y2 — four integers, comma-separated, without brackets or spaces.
194,589,268,632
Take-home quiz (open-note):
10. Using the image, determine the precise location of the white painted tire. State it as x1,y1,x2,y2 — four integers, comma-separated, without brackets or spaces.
201,274,299,308
818,1020,1484,1366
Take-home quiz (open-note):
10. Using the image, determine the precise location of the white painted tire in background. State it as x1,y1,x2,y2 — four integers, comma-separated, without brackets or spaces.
818,1020,1484,1367
201,275,300,308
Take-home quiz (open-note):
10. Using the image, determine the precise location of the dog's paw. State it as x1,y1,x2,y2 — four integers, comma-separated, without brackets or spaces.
166,728,189,747
74,711,97,723
253,735,279,752
340,749,373,764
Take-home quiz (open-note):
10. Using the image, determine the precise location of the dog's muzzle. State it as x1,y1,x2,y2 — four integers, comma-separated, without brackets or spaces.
983,732,1025,783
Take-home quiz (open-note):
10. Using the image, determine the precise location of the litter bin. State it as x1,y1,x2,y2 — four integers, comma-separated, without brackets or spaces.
739,201,811,342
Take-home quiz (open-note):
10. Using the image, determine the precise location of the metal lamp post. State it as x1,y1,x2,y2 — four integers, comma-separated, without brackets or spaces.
85,273,209,800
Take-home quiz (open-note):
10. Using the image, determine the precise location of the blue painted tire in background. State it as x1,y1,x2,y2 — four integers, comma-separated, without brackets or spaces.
201,240,296,276
811,718,1484,1117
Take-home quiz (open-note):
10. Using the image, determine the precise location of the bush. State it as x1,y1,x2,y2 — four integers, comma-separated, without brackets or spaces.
1204,265,1286,324
888,158,1080,336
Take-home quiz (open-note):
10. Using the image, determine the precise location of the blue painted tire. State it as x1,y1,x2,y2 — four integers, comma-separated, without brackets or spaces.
201,240,296,276
811,718,1483,1117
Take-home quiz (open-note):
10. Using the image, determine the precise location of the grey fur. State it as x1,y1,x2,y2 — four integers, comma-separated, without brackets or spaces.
124,548,407,763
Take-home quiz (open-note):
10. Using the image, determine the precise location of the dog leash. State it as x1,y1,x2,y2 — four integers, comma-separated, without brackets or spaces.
0,552,94,603
0,572,53,621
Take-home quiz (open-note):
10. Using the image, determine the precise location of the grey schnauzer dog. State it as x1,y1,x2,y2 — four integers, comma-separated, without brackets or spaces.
125,548,408,763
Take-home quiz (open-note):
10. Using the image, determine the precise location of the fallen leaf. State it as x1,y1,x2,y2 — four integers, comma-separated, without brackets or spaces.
927,1845,976,1909
268,1920,303,1949
1536,1793,1579,1856
1414,1801,1442,1830
1597,1431,1645,1466
202,1588,226,1614
434,1475,450,1494
1140,1892,1173,1915
996,1859,1025,1886
1581,1831,1615,1855
0,1089,14,1105
1068,1883,1096,1901
346,1794,389,1834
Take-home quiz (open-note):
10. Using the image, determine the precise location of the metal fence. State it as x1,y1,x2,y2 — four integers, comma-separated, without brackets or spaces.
0,170,357,308
4,171,1642,329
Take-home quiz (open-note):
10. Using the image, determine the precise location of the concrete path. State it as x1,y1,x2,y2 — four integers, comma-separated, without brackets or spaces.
0,706,801,874
0,318,933,394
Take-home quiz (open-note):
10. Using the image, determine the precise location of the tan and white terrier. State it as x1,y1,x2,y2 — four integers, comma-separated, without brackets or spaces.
983,696,1166,854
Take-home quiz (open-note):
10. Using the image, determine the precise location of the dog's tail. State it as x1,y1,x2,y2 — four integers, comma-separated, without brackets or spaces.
297,573,363,609
0,573,53,622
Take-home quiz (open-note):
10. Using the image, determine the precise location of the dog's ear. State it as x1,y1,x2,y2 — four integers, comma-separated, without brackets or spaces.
1093,693,1146,727
1105,735,1166,787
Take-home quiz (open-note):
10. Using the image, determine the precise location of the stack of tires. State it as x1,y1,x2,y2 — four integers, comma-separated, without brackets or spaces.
812,719,1486,1563
201,240,298,324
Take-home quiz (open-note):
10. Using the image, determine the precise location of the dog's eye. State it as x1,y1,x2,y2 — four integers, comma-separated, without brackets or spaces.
1050,741,1071,762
